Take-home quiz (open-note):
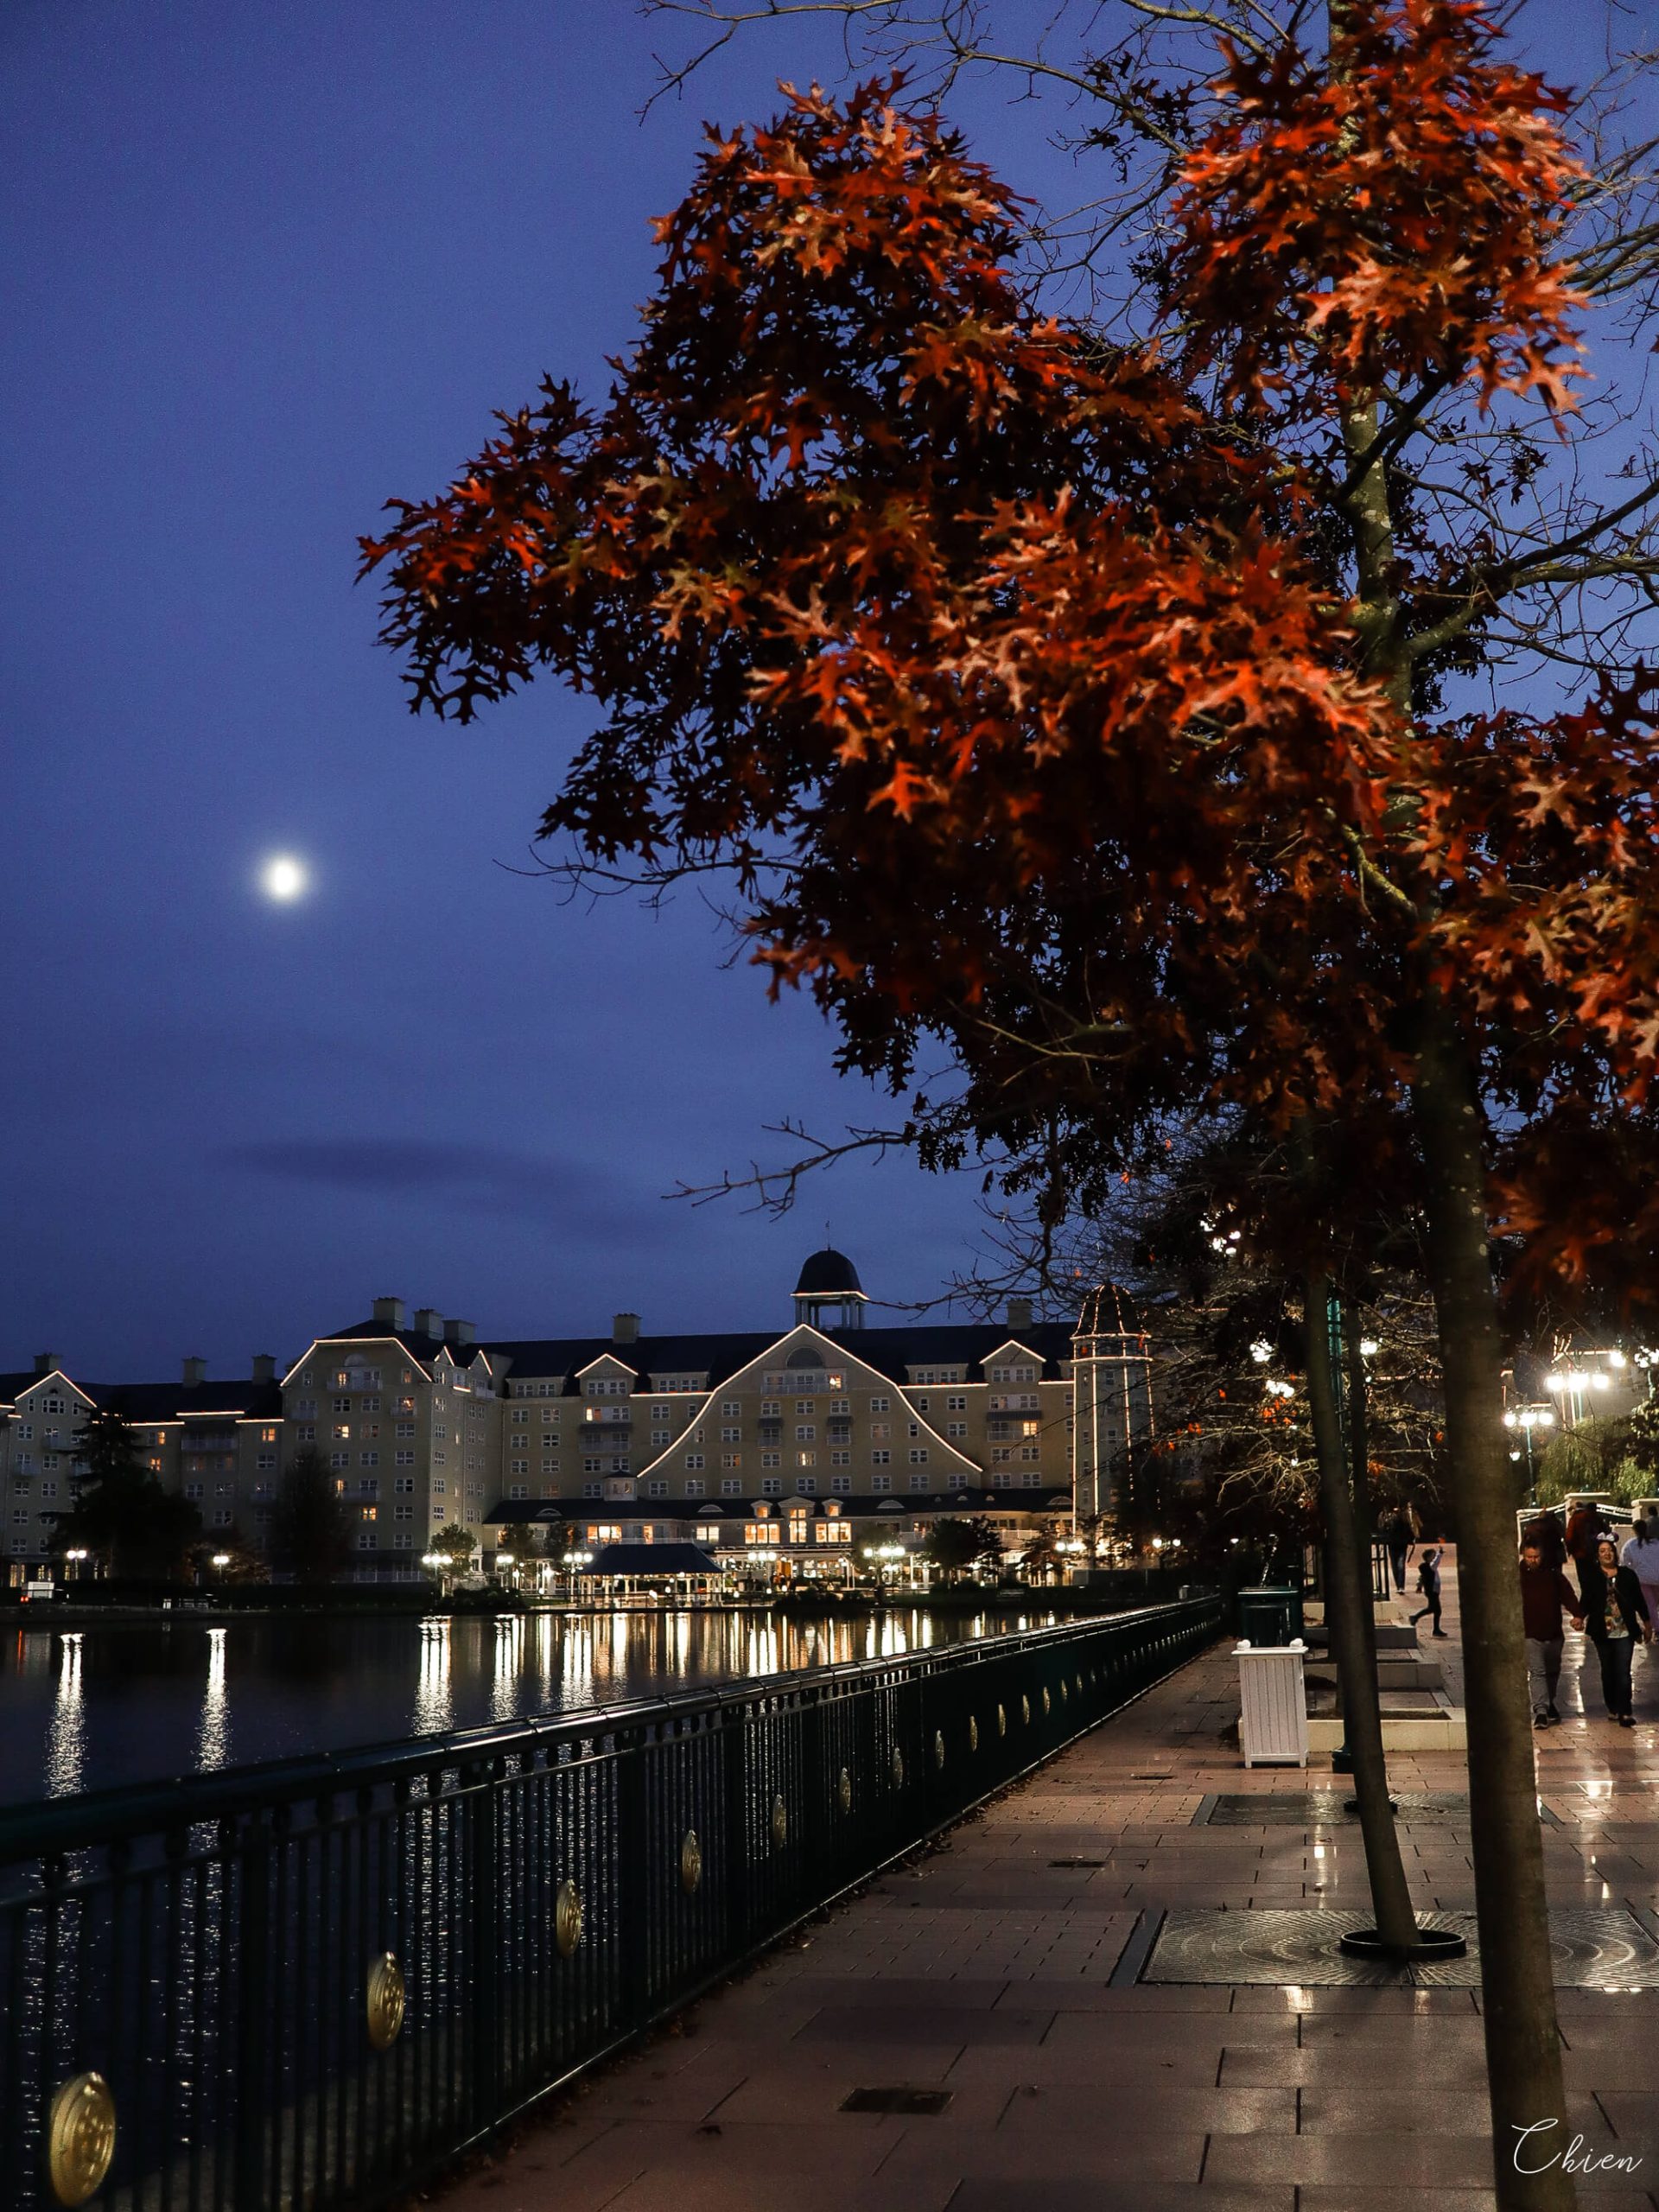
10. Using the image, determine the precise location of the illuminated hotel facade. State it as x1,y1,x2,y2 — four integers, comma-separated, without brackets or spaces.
0,1250,1154,1582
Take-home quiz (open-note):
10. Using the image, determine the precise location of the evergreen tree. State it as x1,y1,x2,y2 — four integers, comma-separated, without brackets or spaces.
53,1406,202,1579
266,1447,354,1582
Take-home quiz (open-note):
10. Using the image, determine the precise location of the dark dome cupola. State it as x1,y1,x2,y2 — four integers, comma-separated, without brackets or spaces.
791,1247,868,1332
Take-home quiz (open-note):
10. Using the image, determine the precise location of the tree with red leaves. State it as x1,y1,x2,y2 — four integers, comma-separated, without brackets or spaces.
365,8,1659,2202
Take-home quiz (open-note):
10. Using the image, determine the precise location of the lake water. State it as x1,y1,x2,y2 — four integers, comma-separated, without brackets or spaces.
0,1606,1054,1806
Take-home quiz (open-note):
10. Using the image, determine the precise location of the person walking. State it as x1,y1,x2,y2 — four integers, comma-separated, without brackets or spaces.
1565,1497,1606,1605
1410,1546,1447,1637
1382,1507,1413,1597
1581,1535,1653,1726
1519,1538,1584,1726
1522,1507,1567,1573
1621,1512,1659,1634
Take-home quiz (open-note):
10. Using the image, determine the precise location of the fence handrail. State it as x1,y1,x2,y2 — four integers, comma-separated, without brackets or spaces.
0,1594,1222,2212
0,1599,1214,1863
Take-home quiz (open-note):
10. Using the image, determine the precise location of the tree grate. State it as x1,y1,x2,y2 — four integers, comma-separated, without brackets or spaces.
1144,1905,1659,1987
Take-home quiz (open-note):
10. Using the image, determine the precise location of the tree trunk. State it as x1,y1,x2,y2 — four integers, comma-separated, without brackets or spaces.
1414,1012,1574,2212
1304,1270,1421,1950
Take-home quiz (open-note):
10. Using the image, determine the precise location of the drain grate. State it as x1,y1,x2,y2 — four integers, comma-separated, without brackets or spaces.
1048,1858,1108,1868
841,2087,952,2115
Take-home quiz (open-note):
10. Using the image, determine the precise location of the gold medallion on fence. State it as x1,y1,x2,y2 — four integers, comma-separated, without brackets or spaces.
838,1766,853,1814
969,1715,979,1751
933,1729,945,1770
680,1828,703,1894
366,1952,406,2050
555,1878,583,1958
891,1746,905,1789
47,2072,115,2208
997,1703,1007,1737
1020,1694,1030,1726
1042,1688,1052,1716
771,1795,788,1848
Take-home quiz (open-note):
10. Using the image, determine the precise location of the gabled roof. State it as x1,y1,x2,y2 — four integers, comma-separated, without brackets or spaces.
0,1370,283,1422
579,1543,722,1576
90,1377,286,1422
475,1319,1083,1395
309,1322,472,1367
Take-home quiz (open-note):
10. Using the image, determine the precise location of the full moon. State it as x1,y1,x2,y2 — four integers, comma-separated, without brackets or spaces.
260,854,308,903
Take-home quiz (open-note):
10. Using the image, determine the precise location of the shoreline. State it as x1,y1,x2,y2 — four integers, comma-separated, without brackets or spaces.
0,1585,1179,1629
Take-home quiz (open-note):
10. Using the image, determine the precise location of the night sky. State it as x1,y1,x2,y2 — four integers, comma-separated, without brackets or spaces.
1,3,1636,1381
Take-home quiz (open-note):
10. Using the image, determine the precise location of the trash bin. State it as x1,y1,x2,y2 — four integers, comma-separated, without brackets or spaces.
1236,1585,1304,1646
1236,1639,1310,1767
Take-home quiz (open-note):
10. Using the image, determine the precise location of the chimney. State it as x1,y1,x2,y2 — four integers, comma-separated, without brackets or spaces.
372,1296,406,1330
450,1319,475,1347
251,1354,276,1385
1007,1297,1033,1332
413,1307,443,1340
613,1312,640,1345
182,1356,207,1387
33,1351,57,1378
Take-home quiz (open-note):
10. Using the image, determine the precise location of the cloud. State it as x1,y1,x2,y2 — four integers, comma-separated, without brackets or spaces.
217,1138,671,1239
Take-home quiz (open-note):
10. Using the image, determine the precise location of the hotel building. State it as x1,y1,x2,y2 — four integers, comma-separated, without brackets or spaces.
1,1250,1153,1581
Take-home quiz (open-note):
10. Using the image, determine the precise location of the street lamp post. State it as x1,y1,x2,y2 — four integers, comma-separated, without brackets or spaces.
1502,1405,1555,1503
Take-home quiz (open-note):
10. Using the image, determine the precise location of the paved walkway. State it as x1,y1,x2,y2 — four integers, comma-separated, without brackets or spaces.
439,1563,1659,2212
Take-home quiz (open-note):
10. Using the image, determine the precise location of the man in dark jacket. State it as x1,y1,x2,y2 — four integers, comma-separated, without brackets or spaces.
1520,1540,1584,1726
1382,1508,1413,1595
1521,1509,1567,1573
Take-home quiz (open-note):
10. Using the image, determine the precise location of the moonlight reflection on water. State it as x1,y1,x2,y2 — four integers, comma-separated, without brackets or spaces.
0,1606,1046,1805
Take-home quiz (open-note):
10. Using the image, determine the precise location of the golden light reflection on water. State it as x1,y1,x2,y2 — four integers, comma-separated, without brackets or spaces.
413,1618,453,1734
490,1615,525,1723
746,1620,781,1679
196,1626,231,1771
561,1617,595,1710
45,1633,85,1797
534,1611,556,1707
4,1606,1058,1799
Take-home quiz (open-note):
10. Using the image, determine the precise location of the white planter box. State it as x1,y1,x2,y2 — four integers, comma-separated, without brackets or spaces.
1236,1639,1309,1767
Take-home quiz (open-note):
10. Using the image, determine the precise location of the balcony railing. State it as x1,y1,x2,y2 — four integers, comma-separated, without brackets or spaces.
0,1598,1220,2212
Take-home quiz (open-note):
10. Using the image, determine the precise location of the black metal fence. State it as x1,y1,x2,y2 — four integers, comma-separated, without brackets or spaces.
0,1597,1220,2212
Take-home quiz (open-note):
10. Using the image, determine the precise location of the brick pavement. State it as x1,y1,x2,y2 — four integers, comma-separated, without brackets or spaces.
436,1560,1659,2212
